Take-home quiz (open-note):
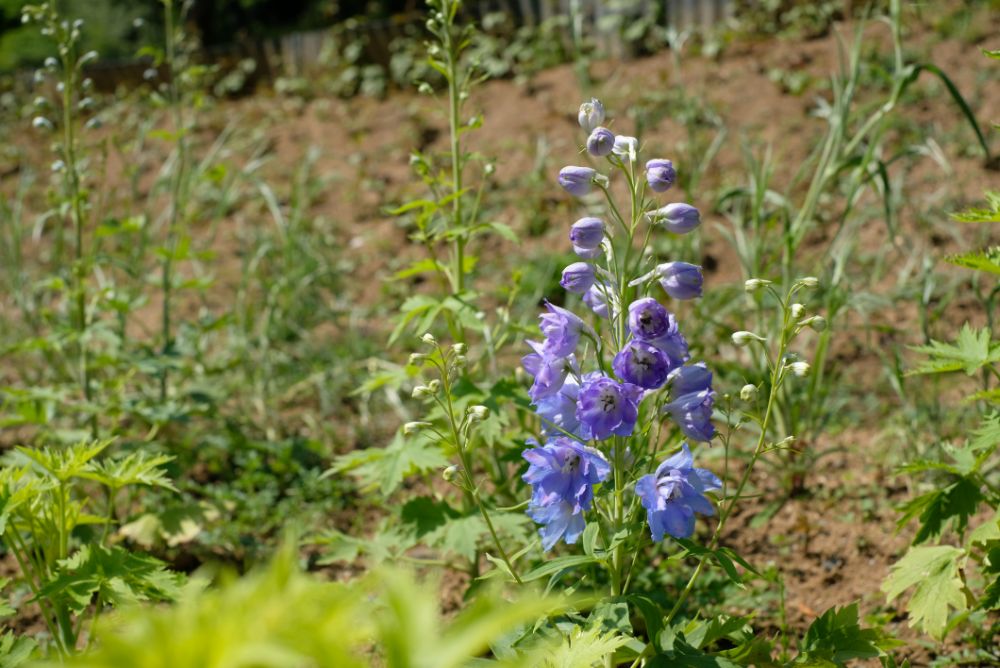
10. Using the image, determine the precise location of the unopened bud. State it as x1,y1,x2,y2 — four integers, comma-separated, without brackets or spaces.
790,303,806,319
732,331,765,347
787,361,810,377
403,421,431,435
776,435,796,448
442,465,459,482
412,385,431,398
744,278,772,292
408,353,425,365
420,333,436,345
804,316,827,332
798,276,819,288
453,355,467,367
32,116,53,130
740,384,758,402
452,343,467,355
467,405,489,421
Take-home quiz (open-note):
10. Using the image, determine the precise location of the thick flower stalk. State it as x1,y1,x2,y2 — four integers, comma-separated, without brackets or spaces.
521,99,719,596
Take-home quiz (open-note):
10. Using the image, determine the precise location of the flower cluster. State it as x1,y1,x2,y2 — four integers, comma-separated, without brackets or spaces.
522,98,720,549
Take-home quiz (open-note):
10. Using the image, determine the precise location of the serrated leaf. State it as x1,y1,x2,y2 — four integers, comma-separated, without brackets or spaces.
796,603,882,665
909,324,1000,376
329,431,449,497
896,477,983,543
882,545,967,639
969,412,1000,454
949,192,1000,223
945,247,1000,276
532,626,630,668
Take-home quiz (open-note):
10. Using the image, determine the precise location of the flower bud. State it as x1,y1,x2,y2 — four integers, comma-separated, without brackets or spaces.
408,353,425,365
656,262,703,300
787,361,810,377
740,384,758,402
452,342,467,355
453,355,467,367
586,126,615,157
790,303,806,319
744,278,772,292
421,332,437,345
403,421,431,435
412,385,431,398
732,331,765,347
577,98,605,133
645,159,676,193
612,135,638,162
798,276,819,288
560,262,595,294
804,316,827,332
442,465,459,482
32,116,53,130
467,405,489,421
558,166,597,197
648,202,700,234
427,380,440,392
570,217,604,256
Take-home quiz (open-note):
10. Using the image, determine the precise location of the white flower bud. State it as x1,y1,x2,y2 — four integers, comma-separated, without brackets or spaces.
442,465,459,482
790,303,806,319
798,276,819,288
452,343,467,355
408,353,425,365
420,333,437,346
732,331,765,347
32,116,53,130
453,355,467,367
467,405,489,421
403,421,431,435
740,384,758,402
411,385,430,398
744,278,772,292
787,361,810,377
427,379,440,392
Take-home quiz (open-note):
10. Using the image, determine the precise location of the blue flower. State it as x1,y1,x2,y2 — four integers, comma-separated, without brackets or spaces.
576,372,642,440
668,362,712,395
522,340,574,402
648,203,701,234
627,297,671,341
558,166,597,197
656,262,703,300
561,262,596,294
662,387,715,442
613,340,674,390
570,217,605,255
535,376,581,436
645,159,676,193
539,301,593,358
587,127,615,157
636,443,721,541
523,437,611,550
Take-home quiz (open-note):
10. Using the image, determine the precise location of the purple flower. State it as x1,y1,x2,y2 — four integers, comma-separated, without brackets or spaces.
649,203,700,234
645,159,676,193
662,388,715,442
587,127,615,157
570,217,605,251
576,373,642,440
668,362,712,395
535,377,581,436
560,262,595,294
558,166,597,197
583,283,612,318
613,341,674,389
636,443,721,541
523,436,610,550
578,98,605,133
539,301,592,357
627,298,671,341
657,262,703,300
522,340,573,402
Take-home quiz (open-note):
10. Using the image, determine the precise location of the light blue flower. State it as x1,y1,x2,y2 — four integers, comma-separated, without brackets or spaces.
636,443,721,540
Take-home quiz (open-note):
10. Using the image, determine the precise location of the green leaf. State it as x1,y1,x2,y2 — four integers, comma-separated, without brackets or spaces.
527,625,631,668
945,247,1000,276
520,555,600,583
0,631,35,667
950,192,1000,223
795,603,882,666
909,324,1000,376
896,477,983,543
38,545,182,615
329,431,449,497
882,545,967,639
969,412,1000,454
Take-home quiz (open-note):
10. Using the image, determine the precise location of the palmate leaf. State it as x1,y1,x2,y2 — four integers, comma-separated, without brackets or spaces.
511,626,631,668
38,545,182,615
969,412,1000,454
945,247,1000,276
78,452,176,491
896,476,983,543
328,431,448,497
882,545,967,639
794,603,885,666
949,192,1000,223
0,632,35,668
908,324,1000,376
